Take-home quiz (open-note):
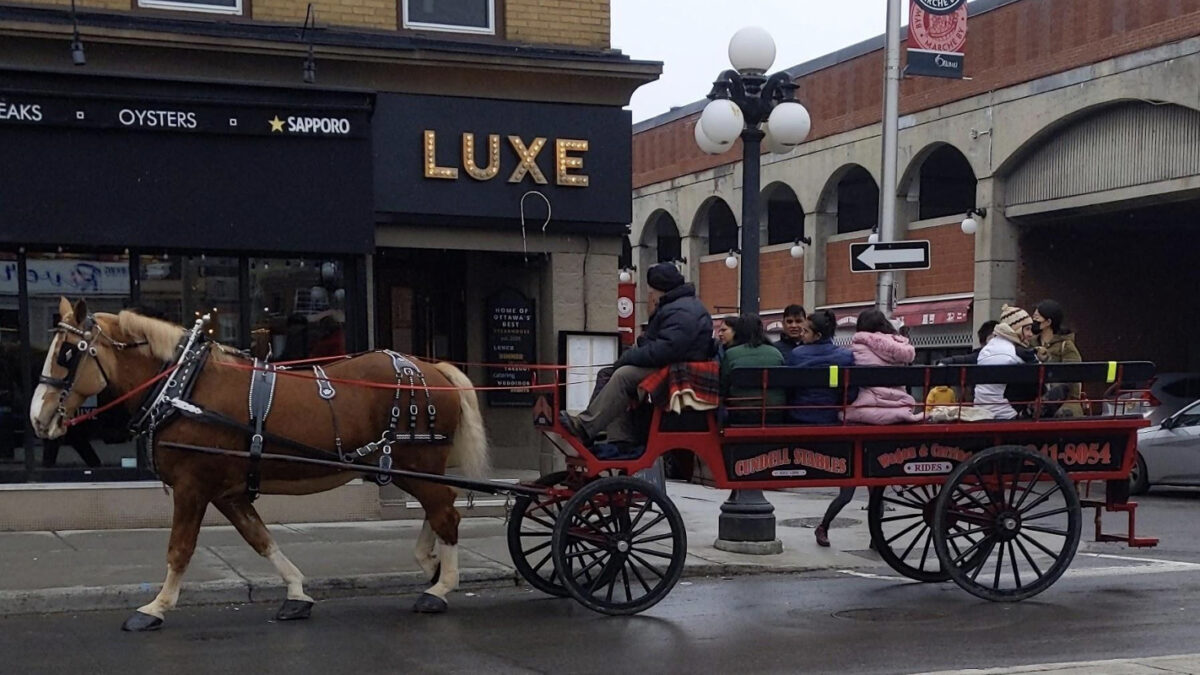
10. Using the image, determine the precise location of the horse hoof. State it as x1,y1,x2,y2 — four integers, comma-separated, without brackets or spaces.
275,599,314,621
121,611,164,632
412,593,448,614
430,563,441,585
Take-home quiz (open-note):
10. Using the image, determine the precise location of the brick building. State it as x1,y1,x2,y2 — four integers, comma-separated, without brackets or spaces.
0,0,658,525
630,0,1200,369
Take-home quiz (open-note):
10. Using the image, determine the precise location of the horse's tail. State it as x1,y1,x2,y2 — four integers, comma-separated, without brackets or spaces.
433,362,490,481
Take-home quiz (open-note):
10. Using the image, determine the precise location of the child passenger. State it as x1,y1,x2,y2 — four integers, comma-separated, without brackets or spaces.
842,309,923,425
786,309,854,424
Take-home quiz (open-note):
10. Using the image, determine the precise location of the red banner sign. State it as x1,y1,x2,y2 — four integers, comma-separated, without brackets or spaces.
907,0,968,79
617,282,636,346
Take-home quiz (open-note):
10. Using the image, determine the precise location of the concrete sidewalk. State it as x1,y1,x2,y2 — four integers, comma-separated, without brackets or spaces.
0,480,882,616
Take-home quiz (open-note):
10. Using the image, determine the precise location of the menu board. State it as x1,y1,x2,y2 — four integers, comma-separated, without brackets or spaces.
485,289,536,407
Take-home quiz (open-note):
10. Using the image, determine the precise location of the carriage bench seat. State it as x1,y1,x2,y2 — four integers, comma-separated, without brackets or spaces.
725,361,1156,427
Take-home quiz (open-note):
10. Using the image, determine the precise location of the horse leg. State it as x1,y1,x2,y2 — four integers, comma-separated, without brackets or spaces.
414,519,441,583
213,494,314,621
406,481,462,614
122,484,209,631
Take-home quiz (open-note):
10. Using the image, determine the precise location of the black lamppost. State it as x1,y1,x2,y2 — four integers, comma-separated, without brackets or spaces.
695,26,811,553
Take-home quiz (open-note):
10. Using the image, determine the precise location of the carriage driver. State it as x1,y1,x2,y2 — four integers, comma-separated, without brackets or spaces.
560,262,716,449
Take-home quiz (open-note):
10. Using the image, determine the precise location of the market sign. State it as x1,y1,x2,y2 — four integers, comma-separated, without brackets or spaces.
907,0,968,79
0,259,130,296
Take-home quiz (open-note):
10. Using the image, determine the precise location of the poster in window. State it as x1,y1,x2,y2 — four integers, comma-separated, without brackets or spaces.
485,288,536,407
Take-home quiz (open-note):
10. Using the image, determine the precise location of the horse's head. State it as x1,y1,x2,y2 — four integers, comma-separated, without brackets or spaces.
29,297,128,439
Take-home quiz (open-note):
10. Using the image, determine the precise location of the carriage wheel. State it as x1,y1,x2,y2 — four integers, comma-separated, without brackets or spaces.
869,485,990,582
551,476,686,615
507,471,577,597
932,445,1081,602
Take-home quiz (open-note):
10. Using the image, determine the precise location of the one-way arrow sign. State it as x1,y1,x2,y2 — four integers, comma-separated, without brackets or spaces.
850,240,931,272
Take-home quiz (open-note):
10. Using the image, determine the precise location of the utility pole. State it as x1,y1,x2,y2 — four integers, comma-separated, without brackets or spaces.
877,0,902,317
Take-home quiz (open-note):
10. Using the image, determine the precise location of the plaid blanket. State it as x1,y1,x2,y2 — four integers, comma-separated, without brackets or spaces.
637,361,720,413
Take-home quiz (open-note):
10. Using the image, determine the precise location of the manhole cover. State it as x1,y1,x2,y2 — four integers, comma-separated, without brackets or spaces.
832,607,946,622
779,517,859,529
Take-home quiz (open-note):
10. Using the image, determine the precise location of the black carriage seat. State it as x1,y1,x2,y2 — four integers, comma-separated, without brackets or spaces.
727,361,1157,425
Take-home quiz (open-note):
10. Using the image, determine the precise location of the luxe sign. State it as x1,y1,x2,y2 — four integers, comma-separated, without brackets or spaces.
424,131,589,187
907,0,968,79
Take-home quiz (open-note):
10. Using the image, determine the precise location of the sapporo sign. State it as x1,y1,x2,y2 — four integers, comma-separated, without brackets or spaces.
907,0,968,79
0,96,364,138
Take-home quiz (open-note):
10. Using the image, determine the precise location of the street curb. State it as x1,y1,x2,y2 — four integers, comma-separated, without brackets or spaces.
0,560,851,618
0,567,520,618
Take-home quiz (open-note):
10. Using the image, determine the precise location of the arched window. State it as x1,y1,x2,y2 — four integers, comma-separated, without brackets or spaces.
836,166,879,234
706,200,739,255
919,146,976,220
763,183,804,245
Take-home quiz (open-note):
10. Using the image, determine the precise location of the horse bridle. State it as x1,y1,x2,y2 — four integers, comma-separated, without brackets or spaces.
39,314,147,423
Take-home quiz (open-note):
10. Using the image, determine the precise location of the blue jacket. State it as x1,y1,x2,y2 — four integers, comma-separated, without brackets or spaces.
786,339,856,424
616,284,716,369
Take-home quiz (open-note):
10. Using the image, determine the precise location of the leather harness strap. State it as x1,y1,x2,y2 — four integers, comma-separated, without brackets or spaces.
245,358,278,502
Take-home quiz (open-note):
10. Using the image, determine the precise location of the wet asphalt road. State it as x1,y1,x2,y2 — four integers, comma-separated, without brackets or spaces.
3,490,1199,675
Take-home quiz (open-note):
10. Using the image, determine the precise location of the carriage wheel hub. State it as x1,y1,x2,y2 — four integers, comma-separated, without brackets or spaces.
995,511,1022,542
616,540,630,553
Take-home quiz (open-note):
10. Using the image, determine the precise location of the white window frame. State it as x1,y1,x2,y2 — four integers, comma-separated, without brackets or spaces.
401,0,495,35
137,0,243,15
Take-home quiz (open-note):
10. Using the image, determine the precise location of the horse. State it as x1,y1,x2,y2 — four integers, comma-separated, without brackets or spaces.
29,298,489,631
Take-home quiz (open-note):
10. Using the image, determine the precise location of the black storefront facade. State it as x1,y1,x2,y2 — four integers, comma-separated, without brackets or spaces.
0,70,375,484
370,92,632,474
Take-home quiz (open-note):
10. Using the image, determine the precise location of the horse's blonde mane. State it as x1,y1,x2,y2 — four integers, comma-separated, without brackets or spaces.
111,311,185,361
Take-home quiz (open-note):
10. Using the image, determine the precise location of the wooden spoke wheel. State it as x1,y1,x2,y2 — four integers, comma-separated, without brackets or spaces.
868,485,973,582
551,476,686,615
933,445,1082,602
507,471,578,597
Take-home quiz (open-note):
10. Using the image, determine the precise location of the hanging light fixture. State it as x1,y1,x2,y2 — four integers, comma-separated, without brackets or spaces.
69,0,86,66
962,207,987,235
724,249,740,269
789,235,812,259
301,4,317,84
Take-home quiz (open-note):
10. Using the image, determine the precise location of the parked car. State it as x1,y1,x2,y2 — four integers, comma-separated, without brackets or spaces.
1106,372,1200,426
1130,398,1200,494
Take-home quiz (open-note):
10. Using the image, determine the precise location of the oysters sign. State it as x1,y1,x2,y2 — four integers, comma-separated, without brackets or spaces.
907,0,968,79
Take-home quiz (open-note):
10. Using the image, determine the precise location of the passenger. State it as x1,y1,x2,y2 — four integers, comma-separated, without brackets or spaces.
785,309,854,424
719,314,785,425
714,316,735,364
841,309,923,425
773,304,808,359
1032,299,1084,417
937,320,999,366
974,304,1035,420
559,262,715,449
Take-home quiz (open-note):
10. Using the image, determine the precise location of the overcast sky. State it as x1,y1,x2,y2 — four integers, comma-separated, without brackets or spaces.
612,0,915,123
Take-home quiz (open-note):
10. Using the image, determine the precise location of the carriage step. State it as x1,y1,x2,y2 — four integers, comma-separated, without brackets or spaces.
1081,499,1159,548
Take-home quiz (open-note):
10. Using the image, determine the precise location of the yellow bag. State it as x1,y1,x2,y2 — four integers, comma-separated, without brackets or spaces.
925,385,957,412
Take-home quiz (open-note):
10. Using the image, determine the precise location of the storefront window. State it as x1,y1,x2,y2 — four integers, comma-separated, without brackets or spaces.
0,253,23,481
139,255,241,344
402,0,495,34
250,258,347,362
25,251,137,476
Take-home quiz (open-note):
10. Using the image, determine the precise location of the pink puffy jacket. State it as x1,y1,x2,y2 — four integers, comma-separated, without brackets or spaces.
842,331,924,425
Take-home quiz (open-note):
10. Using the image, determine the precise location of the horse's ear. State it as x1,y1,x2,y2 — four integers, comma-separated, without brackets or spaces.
73,298,88,324
58,297,73,322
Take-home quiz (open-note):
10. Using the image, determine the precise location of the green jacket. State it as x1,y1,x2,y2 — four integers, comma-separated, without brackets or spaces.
721,343,786,413
1038,332,1084,417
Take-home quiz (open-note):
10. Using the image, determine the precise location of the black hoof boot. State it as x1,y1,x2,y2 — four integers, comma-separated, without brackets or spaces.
430,563,441,585
275,599,314,621
412,593,448,614
121,611,164,632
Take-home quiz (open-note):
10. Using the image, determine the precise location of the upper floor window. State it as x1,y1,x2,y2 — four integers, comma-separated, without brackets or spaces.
137,0,242,15
402,0,495,35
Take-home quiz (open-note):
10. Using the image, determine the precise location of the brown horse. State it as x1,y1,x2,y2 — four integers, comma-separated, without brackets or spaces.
29,298,488,631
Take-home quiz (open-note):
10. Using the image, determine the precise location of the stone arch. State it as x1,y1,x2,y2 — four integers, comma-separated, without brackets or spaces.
999,100,1200,208
761,181,805,245
692,196,738,256
817,164,879,234
640,209,681,263
898,143,978,221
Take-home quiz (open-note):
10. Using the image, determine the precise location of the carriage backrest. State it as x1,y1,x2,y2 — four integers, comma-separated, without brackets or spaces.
727,361,1157,391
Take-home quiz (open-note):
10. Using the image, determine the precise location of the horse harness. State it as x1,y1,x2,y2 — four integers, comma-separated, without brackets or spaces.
41,315,148,427
121,317,447,501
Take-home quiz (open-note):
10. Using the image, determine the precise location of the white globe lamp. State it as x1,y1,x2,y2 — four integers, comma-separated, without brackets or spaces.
868,232,879,244
790,243,804,259
724,251,739,269
762,121,792,155
694,121,727,155
961,216,978,235
768,102,811,147
618,269,632,284
310,285,328,304
699,99,744,146
728,26,776,74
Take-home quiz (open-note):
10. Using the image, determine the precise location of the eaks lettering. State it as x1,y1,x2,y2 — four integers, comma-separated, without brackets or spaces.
0,102,42,122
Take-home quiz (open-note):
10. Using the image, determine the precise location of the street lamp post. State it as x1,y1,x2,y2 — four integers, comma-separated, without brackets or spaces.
695,27,811,553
